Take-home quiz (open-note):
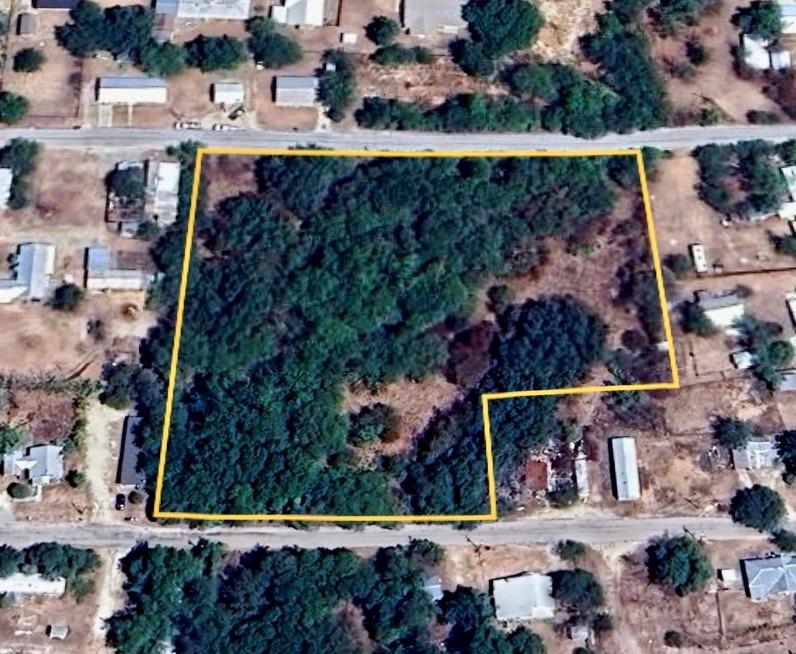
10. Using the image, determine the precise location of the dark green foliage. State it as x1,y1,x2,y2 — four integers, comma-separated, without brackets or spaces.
486,284,513,313
246,17,302,68
0,424,23,456
0,138,38,209
139,41,186,77
776,139,796,164
646,536,712,595
747,110,781,124
451,40,496,77
650,0,710,34
664,630,684,647
772,528,796,551
504,64,556,99
107,167,145,202
664,253,692,277
56,2,153,59
184,35,246,71
348,403,399,446
66,469,86,488
729,484,785,531
0,546,22,577
7,482,33,499
713,417,756,449
739,315,794,388
685,38,708,65
23,542,100,580
366,15,400,45
733,0,782,40
777,430,796,479
556,540,587,561
13,47,45,73
318,50,356,121
372,44,433,66
0,91,29,125
100,362,160,410
680,301,716,336
462,0,543,57
550,569,604,613
774,234,796,256
49,283,84,312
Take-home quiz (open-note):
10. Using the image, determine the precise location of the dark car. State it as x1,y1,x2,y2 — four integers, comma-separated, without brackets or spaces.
115,493,127,511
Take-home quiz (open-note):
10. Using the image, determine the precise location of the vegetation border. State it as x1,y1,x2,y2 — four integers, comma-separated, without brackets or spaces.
152,147,680,522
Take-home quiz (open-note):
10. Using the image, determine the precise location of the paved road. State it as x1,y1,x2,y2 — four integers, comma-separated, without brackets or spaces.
1,123,796,152
0,516,782,550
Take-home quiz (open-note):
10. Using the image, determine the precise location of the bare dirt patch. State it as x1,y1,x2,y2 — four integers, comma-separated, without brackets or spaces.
5,389,76,444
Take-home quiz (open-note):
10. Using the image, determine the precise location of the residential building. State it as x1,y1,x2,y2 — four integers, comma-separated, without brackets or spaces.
271,0,325,27
85,246,150,292
402,0,466,36
32,0,77,9
740,34,771,70
0,242,55,303
732,439,779,470
17,13,36,35
0,573,66,597
175,0,251,19
771,47,792,70
3,444,64,486
97,77,168,105
742,553,796,600
0,168,13,208
274,76,318,107
696,290,745,329
609,436,641,502
212,82,245,105
689,243,708,273
779,0,796,34
491,572,555,620
117,415,145,487
145,160,181,225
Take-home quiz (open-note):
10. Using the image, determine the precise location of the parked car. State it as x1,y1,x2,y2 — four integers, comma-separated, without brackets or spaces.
115,493,127,511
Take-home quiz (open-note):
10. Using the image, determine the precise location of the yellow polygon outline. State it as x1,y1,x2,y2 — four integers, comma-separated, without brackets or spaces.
153,147,680,523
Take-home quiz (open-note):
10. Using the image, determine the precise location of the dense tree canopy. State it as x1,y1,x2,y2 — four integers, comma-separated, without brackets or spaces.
0,91,29,125
734,0,782,40
246,17,302,68
713,417,756,449
318,50,356,121
13,47,45,73
729,484,786,532
646,536,712,595
462,0,543,57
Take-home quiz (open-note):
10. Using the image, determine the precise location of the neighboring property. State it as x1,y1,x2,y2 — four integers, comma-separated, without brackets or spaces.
212,82,245,106
779,0,796,35
780,165,796,218
0,168,13,209
730,349,754,370
117,415,145,487
402,0,466,36
84,246,151,292
3,444,65,487
609,436,641,502
274,76,318,107
0,242,56,304
422,575,443,603
779,369,796,390
16,12,37,36
732,439,780,470
491,572,555,621
97,77,168,105
32,0,77,9
0,573,66,597
741,553,796,600
174,0,251,20
696,290,746,329
145,160,181,225
271,0,325,27
689,243,708,274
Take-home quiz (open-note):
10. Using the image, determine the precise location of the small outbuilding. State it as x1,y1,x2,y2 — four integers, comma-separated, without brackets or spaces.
16,13,37,35
732,439,779,470
32,0,77,9
117,415,145,487
212,82,245,105
402,0,466,36
0,168,13,208
48,624,69,640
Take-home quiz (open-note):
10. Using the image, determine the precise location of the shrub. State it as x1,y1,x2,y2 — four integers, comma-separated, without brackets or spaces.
747,110,781,124
107,167,145,201
7,482,33,499
0,92,29,124
0,425,23,456
246,17,301,68
50,283,84,312
664,630,684,647
733,1,782,40
550,569,604,613
663,253,692,277
128,489,146,505
365,15,400,45
713,417,755,449
680,302,716,336
13,48,45,73
348,403,399,446
772,528,796,551
646,536,712,595
729,484,785,531
318,50,356,121
451,40,495,77
556,539,587,561
66,470,86,488
372,44,433,66
184,35,246,72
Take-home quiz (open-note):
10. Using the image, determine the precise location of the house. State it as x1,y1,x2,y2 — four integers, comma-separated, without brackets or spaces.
0,242,56,303
609,437,640,502
402,0,466,36
741,34,771,70
779,369,796,390
47,624,69,640
212,82,245,105
742,553,796,600
97,77,168,105
689,243,708,273
175,0,251,20
271,0,325,27
696,290,745,329
732,439,779,469
0,168,13,208
779,0,796,34
274,76,318,107
574,451,590,500
491,572,555,620
117,415,145,487
145,160,181,225
16,13,36,36
85,246,150,292
32,0,77,9
730,349,754,370
3,444,64,486
0,573,66,597
152,0,177,42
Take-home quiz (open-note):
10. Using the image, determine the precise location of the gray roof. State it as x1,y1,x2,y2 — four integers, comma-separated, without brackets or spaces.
16,243,55,300
422,575,443,603
403,0,466,35
86,246,111,274
17,13,36,34
742,554,796,600
100,76,167,89
610,437,641,501
275,76,318,106
117,415,145,486
780,369,796,391
6,444,65,485
155,0,179,14
491,572,555,620
732,439,779,470
696,290,744,311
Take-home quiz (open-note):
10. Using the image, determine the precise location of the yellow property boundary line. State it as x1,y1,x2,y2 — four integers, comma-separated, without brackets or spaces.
152,147,680,523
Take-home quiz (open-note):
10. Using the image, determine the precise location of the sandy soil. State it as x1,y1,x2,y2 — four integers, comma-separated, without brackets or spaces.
88,550,124,654
84,400,126,523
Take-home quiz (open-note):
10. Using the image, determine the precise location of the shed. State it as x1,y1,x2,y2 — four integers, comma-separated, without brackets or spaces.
212,82,245,105
17,13,37,35
97,76,168,105
403,0,466,35
271,0,325,26
274,75,318,107
742,553,796,600
689,243,708,273
0,573,66,596
48,624,69,640
117,415,145,487
609,437,640,501
732,439,779,470
771,47,792,70
491,572,555,620
779,369,796,391
730,350,754,370
85,246,150,292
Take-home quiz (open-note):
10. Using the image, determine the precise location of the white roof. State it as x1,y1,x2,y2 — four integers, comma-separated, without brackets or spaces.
0,242,56,302
0,168,13,208
742,553,796,600
0,573,66,596
610,437,640,501
85,246,149,291
97,77,168,104
689,243,708,273
212,82,244,104
271,0,324,26
697,290,746,329
741,34,771,70
146,160,181,224
275,76,318,106
176,0,251,19
782,166,796,202
771,49,792,70
492,572,555,620
403,0,466,35
730,349,754,369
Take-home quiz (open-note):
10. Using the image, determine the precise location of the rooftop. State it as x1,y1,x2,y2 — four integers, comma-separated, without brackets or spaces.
403,0,466,35
491,572,555,621
610,436,640,501
742,554,796,600
271,0,325,27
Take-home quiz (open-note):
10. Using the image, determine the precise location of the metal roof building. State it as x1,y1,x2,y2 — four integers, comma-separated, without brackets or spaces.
117,415,145,487
85,246,150,292
402,0,466,36
0,242,56,303
175,0,251,20
779,0,796,34
271,0,325,27
212,81,245,105
780,369,796,391
742,554,796,600
48,624,69,640
145,160,181,225
732,439,779,470
740,34,771,70
97,77,168,105
491,572,555,620
0,573,66,596
696,290,746,329
17,13,36,35
274,76,318,107
609,437,641,502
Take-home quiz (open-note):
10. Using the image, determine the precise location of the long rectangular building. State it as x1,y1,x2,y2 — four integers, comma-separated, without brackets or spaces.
97,77,168,105
610,437,641,501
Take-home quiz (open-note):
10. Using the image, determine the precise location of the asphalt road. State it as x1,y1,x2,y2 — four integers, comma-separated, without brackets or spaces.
0,516,782,550
1,123,796,152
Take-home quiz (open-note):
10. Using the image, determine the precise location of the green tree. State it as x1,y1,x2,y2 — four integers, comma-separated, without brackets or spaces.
107,167,145,201
0,545,22,577
646,536,712,595
772,528,796,551
729,484,785,532
713,417,755,449
318,50,356,121
451,40,496,77
556,539,587,561
551,569,604,612
663,253,692,277
7,482,33,499
50,283,84,312
139,41,186,77
184,35,246,72
734,0,782,40
66,470,86,488
664,630,684,648
462,0,543,57
680,302,716,336
0,92,29,124
246,17,301,68
13,48,45,73
365,15,400,45
0,425,23,456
